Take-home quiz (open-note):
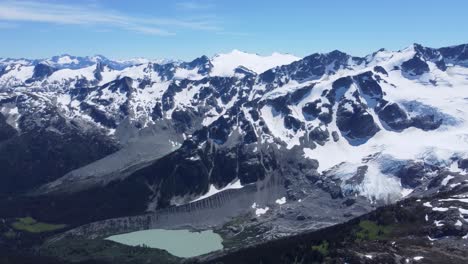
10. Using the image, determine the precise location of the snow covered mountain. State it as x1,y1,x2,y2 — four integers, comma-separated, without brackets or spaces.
210,49,300,76
0,51,299,89
1,44,468,263
1,44,468,198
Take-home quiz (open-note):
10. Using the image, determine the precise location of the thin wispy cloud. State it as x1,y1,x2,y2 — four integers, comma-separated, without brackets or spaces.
0,0,220,35
176,1,214,10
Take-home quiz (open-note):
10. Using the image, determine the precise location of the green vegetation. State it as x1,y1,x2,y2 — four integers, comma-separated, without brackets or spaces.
311,240,329,256
355,220,393,240
11,217,66,233
40,238,181,264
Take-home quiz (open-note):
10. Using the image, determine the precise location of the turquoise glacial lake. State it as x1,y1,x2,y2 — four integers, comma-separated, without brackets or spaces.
106,229,224,258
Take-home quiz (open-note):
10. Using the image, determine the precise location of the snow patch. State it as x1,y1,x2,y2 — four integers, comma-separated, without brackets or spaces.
432,207,449,212
210,50,300,77
441,175,455,186
255,207,269,216
190,179,243,203
275,197,286,205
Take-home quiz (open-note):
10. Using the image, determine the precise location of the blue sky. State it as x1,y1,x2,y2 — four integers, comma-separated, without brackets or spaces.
0,0,467,60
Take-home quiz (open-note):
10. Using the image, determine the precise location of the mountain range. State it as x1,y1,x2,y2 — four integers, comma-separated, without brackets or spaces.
1,43,468,263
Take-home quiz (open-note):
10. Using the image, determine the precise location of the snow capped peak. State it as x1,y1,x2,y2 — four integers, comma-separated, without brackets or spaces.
55,55,79,64
230,49,247,54
210,49,301,77
216,49,255,57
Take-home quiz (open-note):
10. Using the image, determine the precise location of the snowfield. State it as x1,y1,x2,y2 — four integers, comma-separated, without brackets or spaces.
210,49,300,77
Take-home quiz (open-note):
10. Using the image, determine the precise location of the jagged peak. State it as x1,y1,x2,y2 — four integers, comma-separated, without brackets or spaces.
328,49,348,56
186,55,212,69
302,49,352,63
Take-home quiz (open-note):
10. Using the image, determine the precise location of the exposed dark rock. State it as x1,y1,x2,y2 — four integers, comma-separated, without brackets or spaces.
439,44,468,66
108,76,133,95
265,96,291,116
318,111,332,124
413,43,447,71
234,66,256,77
290,85,313,104
353,71,383,102
411,114,443,131
238,155,266,184
308,126,329,145
458,158,468,170
239,118,258,144
151,102,163,120
171,108,196,132
302,100,322,118
80,102,117,128
327,77,353,104
373,66,388,75
302,99,333,124
93,62,104,82
377,102,411,131
209,116,231,144
0,121,119,195
396,161,427,188
331,131,340,142
249,109,260,121
259,69,276,83
26,63,55,83
162,81,185,111
258,50,364,86
316,179,343,199
344,166,368,186
284,115,303,132
153,63,175,81
342,198,356,207
183,55,213,75
401,56,430,76
336,100,380,142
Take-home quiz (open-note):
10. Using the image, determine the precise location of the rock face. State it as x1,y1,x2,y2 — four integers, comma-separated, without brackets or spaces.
458,158,468,170
27,63,55,82
353,71,383,101
438,44,468,66
308,127,329,146
377,102,411,131
0,96,119,195
401,56,430,76
395,161,432,188
336,99,380,143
